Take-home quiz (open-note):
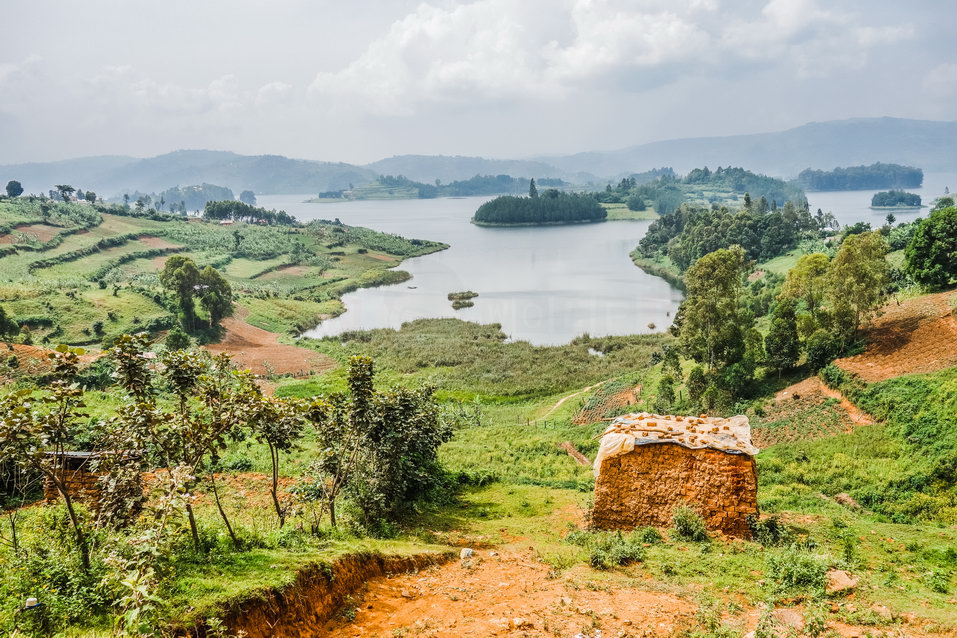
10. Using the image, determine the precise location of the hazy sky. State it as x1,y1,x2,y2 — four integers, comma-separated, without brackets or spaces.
1,0,954,164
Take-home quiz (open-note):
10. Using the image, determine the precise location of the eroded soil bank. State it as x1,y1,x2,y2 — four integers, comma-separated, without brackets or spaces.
188,551,453,638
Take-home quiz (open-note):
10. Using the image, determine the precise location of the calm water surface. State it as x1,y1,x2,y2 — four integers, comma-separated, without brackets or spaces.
260,172,954,345
805,172,955,225
258,195,683,345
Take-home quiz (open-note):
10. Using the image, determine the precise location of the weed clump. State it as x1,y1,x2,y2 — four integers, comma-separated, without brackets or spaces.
565,528,646,570
765,547,828,597
748,514,794,547
672,507,709,542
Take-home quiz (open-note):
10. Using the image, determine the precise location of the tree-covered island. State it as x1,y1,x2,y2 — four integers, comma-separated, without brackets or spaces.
870,190,922,208
472,182,606,226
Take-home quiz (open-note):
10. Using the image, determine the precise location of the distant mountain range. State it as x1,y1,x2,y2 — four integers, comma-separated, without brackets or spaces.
536,117,957,178
0,150,376,197
2,118,955,197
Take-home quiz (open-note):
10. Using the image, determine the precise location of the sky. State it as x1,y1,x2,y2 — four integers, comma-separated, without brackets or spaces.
1,0,954,165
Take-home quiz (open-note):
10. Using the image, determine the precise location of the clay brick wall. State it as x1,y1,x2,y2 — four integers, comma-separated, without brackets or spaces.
43,469,103,504
592,442,757,538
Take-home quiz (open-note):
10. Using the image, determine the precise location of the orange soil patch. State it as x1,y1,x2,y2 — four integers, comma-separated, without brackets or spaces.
259,265,309,280
572,383,641,425
0,343,100,383
204,307,336,377
317,550,695,637
0,223,62,244
752,377,871,448
138,235,179,249
836,291,957,382
776,377,873,426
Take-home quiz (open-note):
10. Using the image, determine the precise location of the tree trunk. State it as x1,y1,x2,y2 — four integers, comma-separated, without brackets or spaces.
209,473,240,549
58,483,90,570
328,497,337,528
269,444,284,528
185,501,201,552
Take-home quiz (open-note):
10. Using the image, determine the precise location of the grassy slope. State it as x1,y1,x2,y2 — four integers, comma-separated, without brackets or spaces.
601,202,658,221
0,199,445,344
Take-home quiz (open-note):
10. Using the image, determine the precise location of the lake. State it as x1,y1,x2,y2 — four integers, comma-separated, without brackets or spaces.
260,172,955,346
805,171,954,225
258,195,684,346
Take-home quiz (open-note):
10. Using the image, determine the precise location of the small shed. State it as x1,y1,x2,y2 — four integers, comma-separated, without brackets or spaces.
591,412,759,538
43,451,137,505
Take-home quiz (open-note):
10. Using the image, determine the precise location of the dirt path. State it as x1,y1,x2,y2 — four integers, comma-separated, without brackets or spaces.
836,290,957,382
775,377,874,426
204,307,336,379
317,549,694,637
534,380,608,423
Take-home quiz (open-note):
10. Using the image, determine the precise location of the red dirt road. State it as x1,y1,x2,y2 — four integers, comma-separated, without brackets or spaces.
317,550,695,637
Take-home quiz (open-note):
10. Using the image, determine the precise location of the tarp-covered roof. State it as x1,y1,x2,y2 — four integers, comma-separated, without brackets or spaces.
594,412,759,476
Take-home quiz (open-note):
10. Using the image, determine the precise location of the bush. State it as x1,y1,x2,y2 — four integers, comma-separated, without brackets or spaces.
765,548,828,597
588,532,645,570
806,329,841,370
671,506,710,542
748,514,794,547
633,526,664,545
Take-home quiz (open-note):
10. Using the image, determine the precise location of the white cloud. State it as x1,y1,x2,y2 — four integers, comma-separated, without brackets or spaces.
923,63,957,96
309,0,914,113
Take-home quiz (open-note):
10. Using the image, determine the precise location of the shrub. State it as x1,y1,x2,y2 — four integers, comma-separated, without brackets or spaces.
748,514,794,547
765,548,828,597
672,506,710,542
632,526,664,545
806,329,841,370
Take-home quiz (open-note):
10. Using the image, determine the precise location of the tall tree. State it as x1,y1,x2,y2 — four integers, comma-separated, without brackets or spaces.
54,184,75,202
197,265,234,327
528,178,538,199
764,297,800,376
828,231,890,334
160,255,201,329
676,246,752,373
5,180,23,198
781,253,830,321
905,206,957,289
0,346,93,569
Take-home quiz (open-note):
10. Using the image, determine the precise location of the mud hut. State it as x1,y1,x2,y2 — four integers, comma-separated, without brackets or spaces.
43,451,140,505
591,412,759,538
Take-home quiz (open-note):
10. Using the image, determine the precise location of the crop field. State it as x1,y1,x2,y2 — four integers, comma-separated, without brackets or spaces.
0,199,446,344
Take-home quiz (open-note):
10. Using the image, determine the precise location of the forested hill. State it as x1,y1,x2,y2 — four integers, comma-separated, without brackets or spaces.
797,163,924,191
472,191,606,226
637,199,831,272
317,174,570,200
364,154,590,183
596,166,805,216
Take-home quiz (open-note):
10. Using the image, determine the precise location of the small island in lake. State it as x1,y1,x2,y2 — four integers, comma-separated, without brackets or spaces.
870,190,922,209
472,183,606,226
449,290,478,309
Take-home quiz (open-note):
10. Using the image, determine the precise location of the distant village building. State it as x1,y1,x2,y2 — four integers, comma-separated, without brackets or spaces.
591,412,759,538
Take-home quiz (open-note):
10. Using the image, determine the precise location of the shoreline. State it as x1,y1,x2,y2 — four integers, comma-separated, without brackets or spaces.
471,218,607,227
